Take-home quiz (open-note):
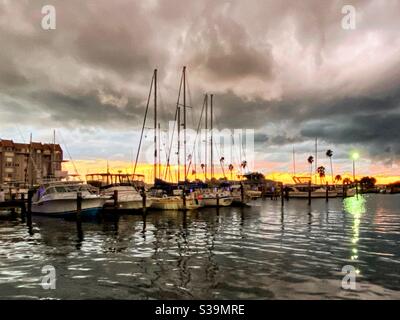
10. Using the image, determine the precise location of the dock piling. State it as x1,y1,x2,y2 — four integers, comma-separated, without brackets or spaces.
284,186,289,201
182,188,187,210
326,182,329,202
141,188,147,213
76,192,83,242
27,189,33,226
308,181,312,206
77,192,82,217
280,183,284,207
113,190,119,210
20,193,26,220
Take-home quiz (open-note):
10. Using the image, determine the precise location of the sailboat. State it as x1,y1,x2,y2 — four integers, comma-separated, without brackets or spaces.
195,93,234,206
134,68,203,210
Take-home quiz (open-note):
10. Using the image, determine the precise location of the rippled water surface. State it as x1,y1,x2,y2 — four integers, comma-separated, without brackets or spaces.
1,194,400,299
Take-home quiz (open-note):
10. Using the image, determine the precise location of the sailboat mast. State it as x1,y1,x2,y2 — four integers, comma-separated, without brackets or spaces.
177,106,181,182
107,160,110,185
292,145,296,177
210,94,214,179
315,137,318,184
205,94,208,181
29,133,32,187
183,66,187,182
158,122,161,180
52,129,56,178
154,69,157,183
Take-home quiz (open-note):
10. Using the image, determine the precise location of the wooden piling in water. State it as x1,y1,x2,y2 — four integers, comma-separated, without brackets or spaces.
20,193,26,219
27,189,33,226
240,182,244,204
280,183,284,207
76,192,82,217
113,190,119,210
216,193,220,207
326,182,329,202
141,188,147,213
308,181,312,206
182,188,187,210
76,192,83,240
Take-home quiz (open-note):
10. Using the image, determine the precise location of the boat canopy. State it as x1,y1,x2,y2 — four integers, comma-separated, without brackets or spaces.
86,173,145,188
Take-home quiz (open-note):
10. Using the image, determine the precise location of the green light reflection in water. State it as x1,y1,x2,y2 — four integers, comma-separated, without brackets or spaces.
343,195,366,275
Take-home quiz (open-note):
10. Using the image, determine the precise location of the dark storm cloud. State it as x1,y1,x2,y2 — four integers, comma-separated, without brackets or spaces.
29,90,143,126
0,0,400,165
301,113,400,157
184,4,275,82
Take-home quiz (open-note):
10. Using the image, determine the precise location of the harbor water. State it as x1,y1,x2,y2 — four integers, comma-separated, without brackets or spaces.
1,194,400,299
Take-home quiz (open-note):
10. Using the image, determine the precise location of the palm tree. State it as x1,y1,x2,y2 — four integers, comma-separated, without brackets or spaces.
343,177,352,185
307,156,314,180
228,164,234,180
317,166,326,184
200,163,205,179
220,157,226,178
326,149,334,184
335,174,342,184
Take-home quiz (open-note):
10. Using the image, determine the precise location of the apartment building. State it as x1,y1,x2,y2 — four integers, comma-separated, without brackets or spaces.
0,139,64,186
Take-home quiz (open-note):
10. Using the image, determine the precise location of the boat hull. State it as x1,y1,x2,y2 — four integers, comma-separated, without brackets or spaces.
246,190,262,199
105,198,153,210
150,197,203,210
289,191,338,198
202,197,233,207
336,188,357,197
32,197,105,217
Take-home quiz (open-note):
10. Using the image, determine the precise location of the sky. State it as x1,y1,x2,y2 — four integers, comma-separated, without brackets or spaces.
0,0,400,183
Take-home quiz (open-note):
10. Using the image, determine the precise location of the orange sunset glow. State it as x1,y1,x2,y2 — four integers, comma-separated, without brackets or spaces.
63,160,400,185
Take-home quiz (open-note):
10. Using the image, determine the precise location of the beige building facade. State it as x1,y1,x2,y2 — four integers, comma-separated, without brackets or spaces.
0,139,64,186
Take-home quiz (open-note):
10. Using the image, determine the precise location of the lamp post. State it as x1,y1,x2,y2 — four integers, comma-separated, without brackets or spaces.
352,152,359,183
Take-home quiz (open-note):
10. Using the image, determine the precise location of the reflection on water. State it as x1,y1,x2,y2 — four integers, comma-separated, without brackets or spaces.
1,194,400,299
343,196,366,274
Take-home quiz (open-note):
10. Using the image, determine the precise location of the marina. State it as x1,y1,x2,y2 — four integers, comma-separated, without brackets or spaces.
1,194,399,299
1,1,400,304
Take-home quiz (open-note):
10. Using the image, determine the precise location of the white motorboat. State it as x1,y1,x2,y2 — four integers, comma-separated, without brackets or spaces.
149,189,204,210
102,185,152,210
230,185,251,205
286,184,338,198
32,181,107,217
335,186,357,197
150,195,203,210
245,190,262,200
199,189,234,207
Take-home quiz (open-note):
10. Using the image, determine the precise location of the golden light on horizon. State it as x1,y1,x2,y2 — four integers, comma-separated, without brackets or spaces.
63,159,400,185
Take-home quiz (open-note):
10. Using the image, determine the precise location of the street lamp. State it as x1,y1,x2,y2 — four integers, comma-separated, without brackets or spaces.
352,152,359,182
